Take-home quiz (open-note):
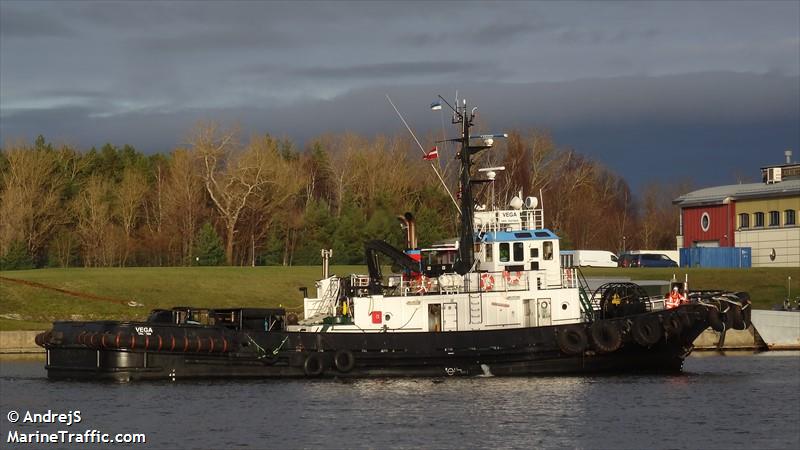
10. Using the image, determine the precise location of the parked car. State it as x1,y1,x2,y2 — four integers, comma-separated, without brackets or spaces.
617,252,678,268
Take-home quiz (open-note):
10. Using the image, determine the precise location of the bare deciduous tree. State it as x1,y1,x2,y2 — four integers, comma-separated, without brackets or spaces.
116,167,148,266
191,122,302,264
0,143,68,262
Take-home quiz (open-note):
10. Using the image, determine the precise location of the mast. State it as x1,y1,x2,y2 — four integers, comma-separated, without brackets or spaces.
433,95,504,275
456,100,474,275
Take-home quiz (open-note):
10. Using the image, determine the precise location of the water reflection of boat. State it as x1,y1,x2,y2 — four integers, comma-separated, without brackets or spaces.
37,96,751,381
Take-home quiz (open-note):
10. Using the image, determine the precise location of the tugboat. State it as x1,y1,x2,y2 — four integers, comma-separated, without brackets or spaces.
37,96,751,381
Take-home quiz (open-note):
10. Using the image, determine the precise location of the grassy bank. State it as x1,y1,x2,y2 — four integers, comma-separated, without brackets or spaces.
1,266,795,331
0,266,360,331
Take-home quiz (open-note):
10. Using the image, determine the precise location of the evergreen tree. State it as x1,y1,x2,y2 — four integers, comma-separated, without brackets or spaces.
0,240,35,270
192,223,225,266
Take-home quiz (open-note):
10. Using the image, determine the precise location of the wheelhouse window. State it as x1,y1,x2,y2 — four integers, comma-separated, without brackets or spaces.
543,241,553,260
499,243,510,262
485,243,493,262
513,242,524,261
738,213,750,229
769,211,780,227
530,247,539,258
754,212,765,227
786,209,796,226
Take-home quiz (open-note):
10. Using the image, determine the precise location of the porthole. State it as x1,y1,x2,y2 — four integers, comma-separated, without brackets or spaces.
700,212,710,232
561,302,568,310
384,313,392,321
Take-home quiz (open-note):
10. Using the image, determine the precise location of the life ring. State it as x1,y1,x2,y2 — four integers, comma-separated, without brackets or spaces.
590,321,622,353
303,353,325,377
557,326,588,355
707,308,724,332
632,316,662,347
480,273,495,291
663,313,684,337
334,350,356,373
503,271,522,286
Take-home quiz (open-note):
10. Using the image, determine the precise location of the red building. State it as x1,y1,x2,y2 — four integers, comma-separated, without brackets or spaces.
678,202,736,247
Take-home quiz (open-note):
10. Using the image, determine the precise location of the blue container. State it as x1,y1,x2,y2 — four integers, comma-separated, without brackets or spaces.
679,247,751,268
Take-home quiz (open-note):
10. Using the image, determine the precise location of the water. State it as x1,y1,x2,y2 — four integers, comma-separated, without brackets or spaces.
1,352,798,449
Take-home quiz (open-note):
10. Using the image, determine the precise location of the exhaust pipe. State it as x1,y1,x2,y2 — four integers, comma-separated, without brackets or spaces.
397,212,418,249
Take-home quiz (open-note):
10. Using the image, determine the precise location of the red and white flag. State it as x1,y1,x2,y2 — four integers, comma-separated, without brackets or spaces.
423,146,439,161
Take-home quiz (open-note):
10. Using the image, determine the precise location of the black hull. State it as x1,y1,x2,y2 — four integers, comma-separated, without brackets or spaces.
41,305,713,382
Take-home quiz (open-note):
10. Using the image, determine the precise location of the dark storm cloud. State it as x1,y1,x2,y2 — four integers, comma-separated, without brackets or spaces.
402,19,557,47
135,28,296,53
0,7,76,38
3,72,797,189
1,1,798,188
289,61,493,80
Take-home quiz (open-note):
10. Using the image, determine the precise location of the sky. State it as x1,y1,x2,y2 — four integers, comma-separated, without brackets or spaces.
1,0,798,189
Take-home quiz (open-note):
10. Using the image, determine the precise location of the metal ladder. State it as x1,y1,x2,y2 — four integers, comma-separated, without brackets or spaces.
574,268,595,321
469,293,483,324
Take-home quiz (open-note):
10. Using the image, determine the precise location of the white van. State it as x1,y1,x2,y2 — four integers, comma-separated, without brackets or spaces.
560,250,619,268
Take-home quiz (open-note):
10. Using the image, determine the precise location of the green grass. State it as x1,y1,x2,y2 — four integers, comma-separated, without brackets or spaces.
0,266,362,331
0,266,796,331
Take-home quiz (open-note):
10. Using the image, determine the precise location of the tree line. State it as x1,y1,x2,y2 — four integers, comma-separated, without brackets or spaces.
0,125,684,269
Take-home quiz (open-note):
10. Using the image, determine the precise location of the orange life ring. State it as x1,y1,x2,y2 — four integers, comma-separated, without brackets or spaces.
503,271,522,286
480,273,495,291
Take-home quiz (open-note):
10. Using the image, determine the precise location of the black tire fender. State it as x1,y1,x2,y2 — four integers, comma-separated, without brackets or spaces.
663,313,684,337
334,350,356,373
557,326,588,355
632,316,662,346
303,353,325,377
590,321,622,353
730,304,745,330
707,307,724,332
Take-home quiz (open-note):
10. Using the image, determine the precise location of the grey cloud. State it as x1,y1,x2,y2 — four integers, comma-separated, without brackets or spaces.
0,6,76,38
557,27,661,45
134,28,295,53
290,61,495,81
402,19,556,47
3,72,797,189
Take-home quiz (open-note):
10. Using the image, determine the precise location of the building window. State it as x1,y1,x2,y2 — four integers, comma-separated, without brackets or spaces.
700,212,710,232
786,210,796,226
499,243,510,262
738,213,750,229
513,242,524,261
769,211,780,227
754,212,765,227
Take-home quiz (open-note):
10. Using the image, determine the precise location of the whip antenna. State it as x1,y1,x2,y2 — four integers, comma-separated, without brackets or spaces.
386,95,461,214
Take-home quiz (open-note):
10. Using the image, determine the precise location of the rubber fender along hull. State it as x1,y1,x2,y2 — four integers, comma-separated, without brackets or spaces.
42,304,711,381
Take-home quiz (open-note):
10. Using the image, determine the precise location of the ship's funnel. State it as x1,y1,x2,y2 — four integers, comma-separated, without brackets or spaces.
397,212,418,248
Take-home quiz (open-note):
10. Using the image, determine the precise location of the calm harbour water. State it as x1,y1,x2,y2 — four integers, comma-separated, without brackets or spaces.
1,352,798,449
